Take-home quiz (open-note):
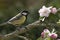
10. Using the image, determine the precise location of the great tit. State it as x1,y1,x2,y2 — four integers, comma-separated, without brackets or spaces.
0,10,29,27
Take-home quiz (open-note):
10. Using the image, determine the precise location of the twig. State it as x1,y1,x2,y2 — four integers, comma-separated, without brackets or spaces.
16,35,29,40
0,22,8,26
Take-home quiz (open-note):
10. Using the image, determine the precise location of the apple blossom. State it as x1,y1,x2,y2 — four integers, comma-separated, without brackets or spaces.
49,33,58,38
51,7,57,14
57,39,60,40
41,29,58,39
41,29,50,38
41,32,45,38
38,6,52,17
43,29,50,34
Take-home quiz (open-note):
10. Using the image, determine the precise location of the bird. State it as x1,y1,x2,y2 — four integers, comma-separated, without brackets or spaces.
0,10,29,27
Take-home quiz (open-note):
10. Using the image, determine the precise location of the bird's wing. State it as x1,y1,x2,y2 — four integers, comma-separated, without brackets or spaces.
10,16,26,26
8,13,22,22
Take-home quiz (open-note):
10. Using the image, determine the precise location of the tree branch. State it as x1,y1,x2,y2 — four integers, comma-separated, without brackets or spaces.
16,35,29,40
0,20,59,40
2,20,40,40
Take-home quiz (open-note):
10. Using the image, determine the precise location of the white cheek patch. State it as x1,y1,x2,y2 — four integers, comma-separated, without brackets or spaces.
22,13,27,15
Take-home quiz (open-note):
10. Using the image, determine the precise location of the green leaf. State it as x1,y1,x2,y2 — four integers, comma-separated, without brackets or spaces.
57,19,60,24
37,37,43,40
45,37,51,40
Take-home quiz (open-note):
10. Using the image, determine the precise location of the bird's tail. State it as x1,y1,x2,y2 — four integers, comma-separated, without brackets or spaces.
0,22,8,26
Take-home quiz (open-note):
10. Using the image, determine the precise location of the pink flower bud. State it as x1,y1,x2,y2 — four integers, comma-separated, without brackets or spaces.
51,7,57,14
57,39,60,40
50,33,58,39
41,32,45,38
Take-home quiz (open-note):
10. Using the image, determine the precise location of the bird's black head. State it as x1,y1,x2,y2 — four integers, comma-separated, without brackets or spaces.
21,10,29,16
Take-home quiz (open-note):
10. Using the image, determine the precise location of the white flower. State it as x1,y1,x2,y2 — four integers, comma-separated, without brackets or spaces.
43,29,50,34
38,6,52,17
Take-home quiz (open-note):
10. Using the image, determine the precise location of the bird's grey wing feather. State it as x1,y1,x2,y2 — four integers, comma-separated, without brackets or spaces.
8,13,22,22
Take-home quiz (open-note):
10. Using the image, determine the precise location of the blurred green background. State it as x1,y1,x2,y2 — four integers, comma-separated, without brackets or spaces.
0,0,60,40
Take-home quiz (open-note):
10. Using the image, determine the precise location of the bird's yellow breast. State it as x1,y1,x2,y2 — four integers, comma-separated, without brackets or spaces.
11,16,26,26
